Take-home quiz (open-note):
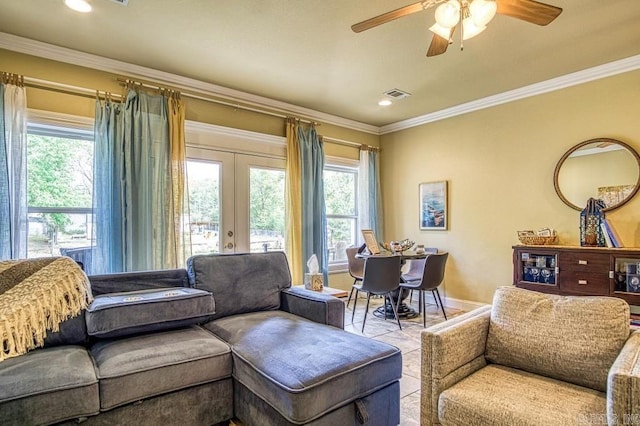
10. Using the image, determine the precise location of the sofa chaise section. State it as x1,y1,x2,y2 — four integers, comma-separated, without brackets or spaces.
188,251,402,425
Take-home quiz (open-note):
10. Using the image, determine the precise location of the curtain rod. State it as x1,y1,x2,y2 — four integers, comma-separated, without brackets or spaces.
11,73,375,150
23,76,122,101
116,77,320,125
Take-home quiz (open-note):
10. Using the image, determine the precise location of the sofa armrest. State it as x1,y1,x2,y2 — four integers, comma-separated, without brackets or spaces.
421,305,492,426
279,287,345,329
608,330,640,425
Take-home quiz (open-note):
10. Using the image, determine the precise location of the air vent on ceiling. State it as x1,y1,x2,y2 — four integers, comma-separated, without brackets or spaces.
110,0,129,5
383,88,412,100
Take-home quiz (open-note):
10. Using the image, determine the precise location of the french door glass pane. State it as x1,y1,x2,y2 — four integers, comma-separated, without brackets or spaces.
249,167,285,252
187,160,221,255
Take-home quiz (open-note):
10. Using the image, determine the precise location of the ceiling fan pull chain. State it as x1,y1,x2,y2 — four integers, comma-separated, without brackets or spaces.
460,2,464,51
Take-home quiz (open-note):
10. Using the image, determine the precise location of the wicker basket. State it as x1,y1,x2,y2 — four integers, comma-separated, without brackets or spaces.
517,235,557,245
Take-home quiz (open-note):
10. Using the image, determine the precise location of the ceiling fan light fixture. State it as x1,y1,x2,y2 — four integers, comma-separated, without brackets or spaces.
429,23,453,40
434,1,460,28
469,0,497,27
64,0,92,13
462,17,486,40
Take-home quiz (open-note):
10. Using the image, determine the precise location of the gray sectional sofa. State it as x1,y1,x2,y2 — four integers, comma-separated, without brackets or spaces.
0,252,402,425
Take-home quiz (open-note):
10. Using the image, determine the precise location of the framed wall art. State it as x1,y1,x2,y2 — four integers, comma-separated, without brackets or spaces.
419,181,448,230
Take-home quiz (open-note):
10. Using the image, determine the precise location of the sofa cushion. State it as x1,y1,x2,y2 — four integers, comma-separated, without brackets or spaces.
90,326,232,410
205,310,402,424
485,286,630,392
0,346,99,425
86,287,214,338
187,252,291,320
88,268,189,296
438,364,606,426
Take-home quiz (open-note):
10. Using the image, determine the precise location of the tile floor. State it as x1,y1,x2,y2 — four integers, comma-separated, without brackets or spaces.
343,293,464,426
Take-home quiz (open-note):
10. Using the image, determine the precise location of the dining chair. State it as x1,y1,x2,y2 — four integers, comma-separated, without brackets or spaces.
398,252,449,327
354,255,403,332
401,248,438,307
345,246,365,309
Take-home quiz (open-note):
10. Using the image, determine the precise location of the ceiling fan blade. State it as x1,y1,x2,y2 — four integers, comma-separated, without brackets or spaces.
496,0,562,26
351,2,426,33
426,33,450,57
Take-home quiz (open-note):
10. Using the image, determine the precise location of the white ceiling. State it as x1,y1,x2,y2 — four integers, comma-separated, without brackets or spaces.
1,0,639,128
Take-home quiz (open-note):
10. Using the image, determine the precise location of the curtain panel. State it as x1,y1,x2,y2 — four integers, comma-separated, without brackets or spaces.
358,148,383,241
92,97,124,274
298,125,328,282
284,118,303,283
0,79,28,260
93,88,190,273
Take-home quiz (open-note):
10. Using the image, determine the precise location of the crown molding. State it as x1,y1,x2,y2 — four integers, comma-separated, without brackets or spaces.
185,120,285,146
0,32,380,135
3,33,639,137
380,54,640,134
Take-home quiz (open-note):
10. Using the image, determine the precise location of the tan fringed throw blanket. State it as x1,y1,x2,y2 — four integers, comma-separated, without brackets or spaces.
0,256,93,361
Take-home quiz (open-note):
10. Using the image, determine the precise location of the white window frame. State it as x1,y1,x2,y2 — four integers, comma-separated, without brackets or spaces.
324,157,359,273
26,110,96,258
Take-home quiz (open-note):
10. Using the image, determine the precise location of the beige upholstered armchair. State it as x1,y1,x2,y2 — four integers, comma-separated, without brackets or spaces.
421,286,640,426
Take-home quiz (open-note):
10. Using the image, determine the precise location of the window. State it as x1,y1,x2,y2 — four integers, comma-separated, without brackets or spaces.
324,164,358,271
26,124,94,266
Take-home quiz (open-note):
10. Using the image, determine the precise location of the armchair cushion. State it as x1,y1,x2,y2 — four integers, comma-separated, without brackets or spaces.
187,252,291,320
438,364,606,426
485,286,630,392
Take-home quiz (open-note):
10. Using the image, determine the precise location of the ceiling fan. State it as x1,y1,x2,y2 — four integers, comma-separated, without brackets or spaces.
351,0,562,57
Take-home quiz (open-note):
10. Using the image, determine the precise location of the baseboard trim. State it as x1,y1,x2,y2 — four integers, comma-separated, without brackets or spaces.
420,293,487,311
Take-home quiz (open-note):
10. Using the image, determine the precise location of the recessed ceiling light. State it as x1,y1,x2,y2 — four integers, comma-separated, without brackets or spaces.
378,100,392,106
65,0,92,13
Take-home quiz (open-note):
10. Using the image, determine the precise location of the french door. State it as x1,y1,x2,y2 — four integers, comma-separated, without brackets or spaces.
186,148,286,255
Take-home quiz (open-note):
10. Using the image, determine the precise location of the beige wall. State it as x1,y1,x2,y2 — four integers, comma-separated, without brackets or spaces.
380,70,640,304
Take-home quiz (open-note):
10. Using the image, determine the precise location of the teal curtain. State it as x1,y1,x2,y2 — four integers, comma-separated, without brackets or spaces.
358,149,383,241
121,89,170,271
0,81,28,260
93,89,174,272
92,96,123,273
298,125,328,283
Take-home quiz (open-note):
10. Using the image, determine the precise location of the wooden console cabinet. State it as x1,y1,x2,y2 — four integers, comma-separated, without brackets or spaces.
513,245,640,306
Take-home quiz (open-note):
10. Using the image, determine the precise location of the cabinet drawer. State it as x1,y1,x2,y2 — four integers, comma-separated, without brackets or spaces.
559,252,609,273
560,271,609,295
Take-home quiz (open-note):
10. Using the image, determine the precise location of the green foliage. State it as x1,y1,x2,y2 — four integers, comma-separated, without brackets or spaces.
27,135,93,232
189,174,220,225
324,169,356,243
250,168,285,233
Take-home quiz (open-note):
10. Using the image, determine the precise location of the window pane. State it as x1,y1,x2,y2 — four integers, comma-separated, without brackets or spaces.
327,217,357,262
27,134,93,208
324,170,356,216
250,167,285,252
187,160,221,254
27,212,94,259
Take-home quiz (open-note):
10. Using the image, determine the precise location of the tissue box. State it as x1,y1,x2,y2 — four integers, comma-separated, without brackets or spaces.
304,273,324,291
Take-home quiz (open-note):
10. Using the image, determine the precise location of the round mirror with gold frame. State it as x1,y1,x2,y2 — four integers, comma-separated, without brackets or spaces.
554,138,640,212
